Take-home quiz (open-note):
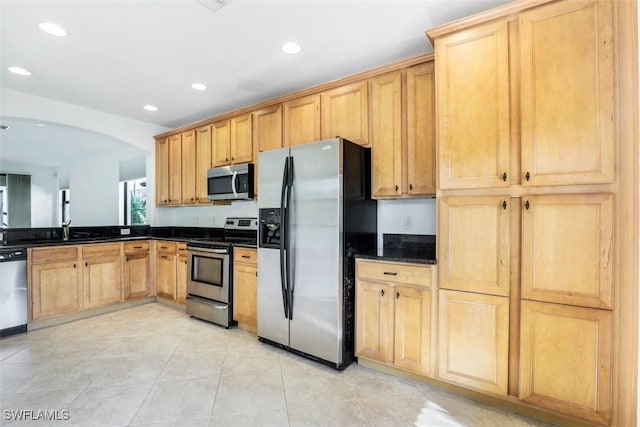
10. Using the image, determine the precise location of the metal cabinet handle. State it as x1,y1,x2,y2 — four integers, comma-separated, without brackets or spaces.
73,263,76,268
525,200,530,210
383,272,397,276
502,172,507,182
503,201,507,210
525,171,530,181
395,185,399,192
409,184,413,191
396,291,400,299
241,255,251,259
380,289,385,297
134,246,143,249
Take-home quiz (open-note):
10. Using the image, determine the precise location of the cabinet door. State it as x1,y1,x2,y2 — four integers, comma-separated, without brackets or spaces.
435,20,510,189
124,252,150,299
233,262,257,330
83,256,122,308
195,125,213,204
394,286,431,376
320,80,369,146
168,133,182,205
438,289,509,395
439,196,510,296
370,71,402,198
213,120,231,166
520,0,614,186
176,255,187,305
521,194,613,309
406,62,436,196
31,261,79,320
355,281,394,363
253,105,283,152
520,300,611,425
230,113,253,163
181,129,196,204
283,94,321,147
155,138,169,206
156,254,176,300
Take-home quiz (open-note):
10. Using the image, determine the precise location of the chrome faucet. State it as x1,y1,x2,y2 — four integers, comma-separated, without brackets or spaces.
62,220,71,241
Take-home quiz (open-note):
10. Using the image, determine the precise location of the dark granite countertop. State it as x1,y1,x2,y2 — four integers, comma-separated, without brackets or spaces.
233,243,258,249
355,233,437,265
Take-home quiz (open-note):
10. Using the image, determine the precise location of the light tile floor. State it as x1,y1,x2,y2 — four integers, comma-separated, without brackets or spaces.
0,303,554,427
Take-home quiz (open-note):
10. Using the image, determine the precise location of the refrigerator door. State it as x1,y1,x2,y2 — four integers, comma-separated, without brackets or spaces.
288,138,343,364
257,147,290,346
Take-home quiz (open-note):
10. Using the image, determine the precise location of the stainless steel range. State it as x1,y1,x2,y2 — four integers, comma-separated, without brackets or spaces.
186,217,257,328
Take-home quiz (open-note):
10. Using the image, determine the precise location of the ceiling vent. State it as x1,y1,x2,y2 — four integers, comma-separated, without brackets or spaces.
197,0,233,13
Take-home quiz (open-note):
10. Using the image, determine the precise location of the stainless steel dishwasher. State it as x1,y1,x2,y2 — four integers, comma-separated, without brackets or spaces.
0,247,27,337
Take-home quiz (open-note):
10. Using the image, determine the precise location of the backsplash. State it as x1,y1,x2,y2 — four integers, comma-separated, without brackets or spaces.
377,198,436,248
382,233,436,260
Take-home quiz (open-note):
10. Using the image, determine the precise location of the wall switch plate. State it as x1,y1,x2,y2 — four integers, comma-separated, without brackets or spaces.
120,228,131,235
403,216,413,230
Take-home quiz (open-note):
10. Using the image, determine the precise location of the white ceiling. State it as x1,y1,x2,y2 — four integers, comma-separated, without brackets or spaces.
0,0,511,167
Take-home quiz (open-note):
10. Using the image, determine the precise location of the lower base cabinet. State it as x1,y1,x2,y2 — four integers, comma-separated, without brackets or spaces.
31,259,80,320
355,259,434,376
437,289,509,395
176,254,187,305
82,244,122,309
519,300,612,425
233,247,257,331
124,242,150,299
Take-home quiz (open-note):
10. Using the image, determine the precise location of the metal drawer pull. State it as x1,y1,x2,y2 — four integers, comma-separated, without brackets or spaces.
396,292,400,299
241,255,251,258
134,246,143,249
380,289,385,296
383,272,397,276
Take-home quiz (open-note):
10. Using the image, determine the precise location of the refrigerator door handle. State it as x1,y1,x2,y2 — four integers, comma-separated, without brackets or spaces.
286,156,294,320
279,157,290,319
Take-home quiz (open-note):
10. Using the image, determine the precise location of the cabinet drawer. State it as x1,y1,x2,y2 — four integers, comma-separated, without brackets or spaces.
234,247,257,265
30,246,78,263
176,242,188,256
356,259,432,287
82,243,121,258
156,241,176,254
123,241,150,254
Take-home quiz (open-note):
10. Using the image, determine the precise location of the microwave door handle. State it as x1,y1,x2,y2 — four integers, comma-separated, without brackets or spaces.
231,171,238,198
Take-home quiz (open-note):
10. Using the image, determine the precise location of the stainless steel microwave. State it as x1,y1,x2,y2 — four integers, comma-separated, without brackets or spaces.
207,163,254,200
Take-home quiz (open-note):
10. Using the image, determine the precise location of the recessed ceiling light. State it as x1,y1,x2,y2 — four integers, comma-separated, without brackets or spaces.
0,125,10,131
8,66,32,76
190,83,207,91
39,22,68,37
36,123,47,127
144,105,158,112
281,41,302,55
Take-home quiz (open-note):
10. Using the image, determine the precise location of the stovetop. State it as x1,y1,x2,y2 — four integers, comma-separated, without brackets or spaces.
186,217,257,250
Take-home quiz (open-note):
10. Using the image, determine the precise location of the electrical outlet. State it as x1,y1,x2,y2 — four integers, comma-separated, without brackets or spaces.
120,228,131,236
403,216,413,230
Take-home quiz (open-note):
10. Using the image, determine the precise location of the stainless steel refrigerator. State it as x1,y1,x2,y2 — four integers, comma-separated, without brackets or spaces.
257,138,377,369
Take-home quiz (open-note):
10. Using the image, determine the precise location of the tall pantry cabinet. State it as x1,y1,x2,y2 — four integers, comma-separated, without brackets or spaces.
428,0,624,425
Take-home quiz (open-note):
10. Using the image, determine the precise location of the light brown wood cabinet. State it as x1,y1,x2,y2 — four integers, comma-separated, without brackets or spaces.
176,243,188,305
214,114,253,166
370,63,436,198
168,133,182,205
233,247,257,331
283,94,321,147
82,243,122,309
355,259,434,376
519,300,612,425
438,289,509,395
195,125,213,204
181,129,197,204
438,196,510,297
123,241,150,299
155,137,170,206
155,241,177,301
253,105,283,152
30,247,80,320
320,80,369,146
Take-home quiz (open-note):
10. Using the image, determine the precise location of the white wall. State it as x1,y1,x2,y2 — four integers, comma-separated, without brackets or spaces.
377,198,437,251
153,200,258,226
0,160,59,227
59,146,147,226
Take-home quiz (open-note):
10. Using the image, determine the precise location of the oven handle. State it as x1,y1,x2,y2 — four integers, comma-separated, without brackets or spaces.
232,171,238,198
187,248,229,255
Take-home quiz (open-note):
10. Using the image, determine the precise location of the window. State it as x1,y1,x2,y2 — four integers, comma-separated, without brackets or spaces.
60,189,70,223
119,178,146,225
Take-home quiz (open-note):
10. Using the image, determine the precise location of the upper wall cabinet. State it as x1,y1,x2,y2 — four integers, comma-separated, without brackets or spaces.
519,0,614,186
253,105,283,152
434,0,614,190
214,114,253,166
181,129,196,204
155,137,170,206
195,125,213,204
283,94,321,147
320,80,369,146
435,20,510,190
168,133,182,205
370,62,436,199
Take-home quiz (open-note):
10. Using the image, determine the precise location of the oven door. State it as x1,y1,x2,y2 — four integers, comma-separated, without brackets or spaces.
207,163,254,200
187,248,230,303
